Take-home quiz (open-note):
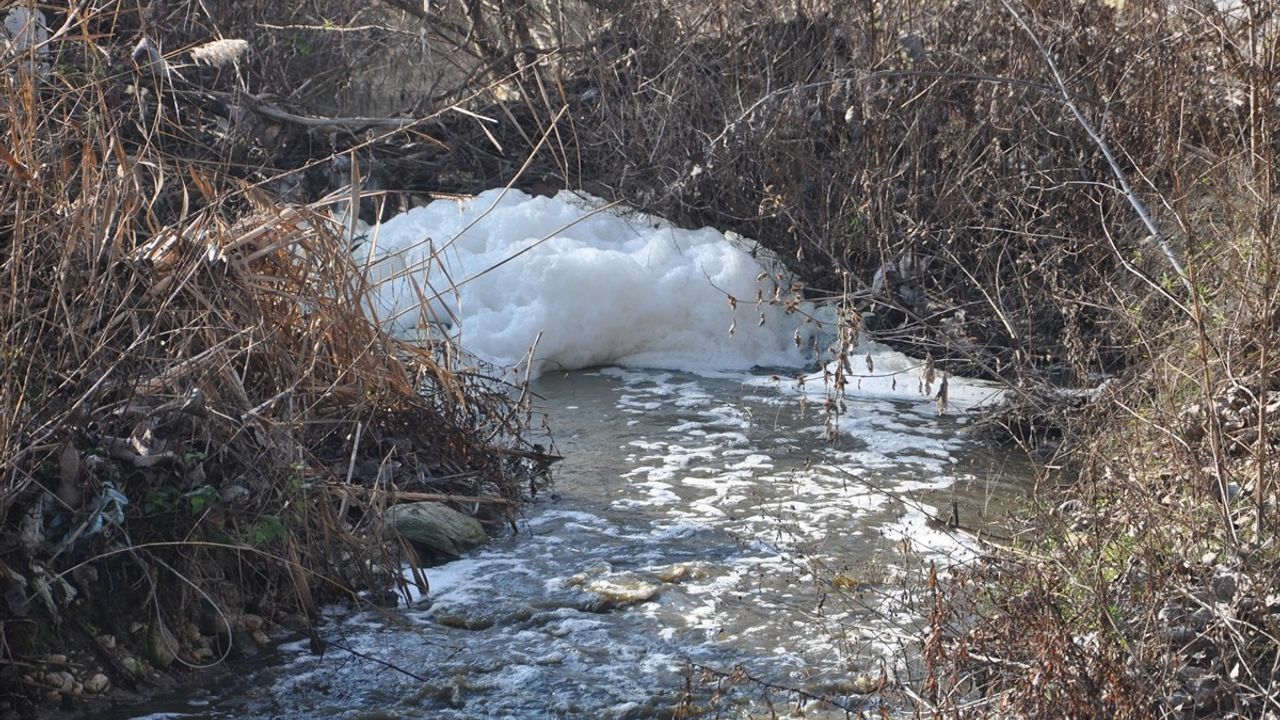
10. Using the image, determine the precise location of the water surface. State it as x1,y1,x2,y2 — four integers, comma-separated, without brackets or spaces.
109,367,1029,719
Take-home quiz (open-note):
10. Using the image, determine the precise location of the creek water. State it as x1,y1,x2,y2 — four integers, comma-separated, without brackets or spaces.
110,364,1030,720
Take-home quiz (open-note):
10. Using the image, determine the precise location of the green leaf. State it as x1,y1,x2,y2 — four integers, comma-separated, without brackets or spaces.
142,487,181,516
186,485,218,514
248,515,288,546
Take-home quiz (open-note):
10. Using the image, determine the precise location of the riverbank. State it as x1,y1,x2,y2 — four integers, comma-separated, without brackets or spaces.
0,8,548,716
43,367,1031,720
528,2,1280,714
5,0,1279,717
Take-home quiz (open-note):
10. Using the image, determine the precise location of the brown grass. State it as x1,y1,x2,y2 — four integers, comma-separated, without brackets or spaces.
5,0,1279,715
423,0,1279,716
0,1,543,703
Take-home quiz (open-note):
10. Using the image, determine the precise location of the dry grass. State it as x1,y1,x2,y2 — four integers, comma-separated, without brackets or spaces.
5,0,1279,716
430,0,1279,716
378,0,1280,715
0,2,544,704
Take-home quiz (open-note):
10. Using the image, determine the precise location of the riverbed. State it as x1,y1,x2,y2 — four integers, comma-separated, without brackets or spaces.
109,363,1029,719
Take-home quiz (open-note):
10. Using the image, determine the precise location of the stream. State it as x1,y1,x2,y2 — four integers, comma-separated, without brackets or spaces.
110,364,1030,720
102,190,1031,719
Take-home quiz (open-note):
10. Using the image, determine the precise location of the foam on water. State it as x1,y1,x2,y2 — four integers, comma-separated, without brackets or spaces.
747,340,1005,412
358,187,1009,415
360,189,812,377
108,197,1033,719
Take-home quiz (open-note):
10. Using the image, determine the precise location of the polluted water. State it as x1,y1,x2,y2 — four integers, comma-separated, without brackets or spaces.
109,190,1028,719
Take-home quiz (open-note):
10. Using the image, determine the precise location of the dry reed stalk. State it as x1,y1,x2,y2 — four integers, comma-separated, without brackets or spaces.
0,6,546,704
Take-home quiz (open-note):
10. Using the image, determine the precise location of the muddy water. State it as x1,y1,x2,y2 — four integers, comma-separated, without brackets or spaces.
114,368,1029,719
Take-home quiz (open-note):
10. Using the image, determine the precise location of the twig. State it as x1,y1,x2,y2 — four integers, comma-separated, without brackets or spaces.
684,661,873,714
315,634,429,682
324,484,515,506
999,0,1192,294
224,91,427,131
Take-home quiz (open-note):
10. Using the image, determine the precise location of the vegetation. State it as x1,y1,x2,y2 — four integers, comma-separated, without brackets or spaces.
2,0,1278,717
415,0,1280,711
0,2,546,712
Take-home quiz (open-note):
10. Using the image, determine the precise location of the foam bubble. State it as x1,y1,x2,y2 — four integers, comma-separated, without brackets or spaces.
360,189,812,377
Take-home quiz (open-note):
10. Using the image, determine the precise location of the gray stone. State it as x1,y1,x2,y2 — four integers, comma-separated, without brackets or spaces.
84,673,109,694
565,566,663,612
1212,571,1238,603
146,620,178,670
386,502,488,557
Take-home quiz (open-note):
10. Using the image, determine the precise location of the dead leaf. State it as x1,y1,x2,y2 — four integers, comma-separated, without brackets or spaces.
0,144,31,180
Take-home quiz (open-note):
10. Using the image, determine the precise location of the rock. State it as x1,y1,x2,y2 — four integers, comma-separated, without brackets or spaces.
566,568,662,612
385,502,488,557
1212,571,1238,603
1189,606,1213,629
278,613,310,632
851,673,885,694
45,671,74,693
191,647,214,662
147,620,179,669
239,613,265,632
1055,499,1084,517
84,673,109,694
435,612,497,631
121,656,144,676
652,562,710,583
229,627,261,658
1192,673,1221,708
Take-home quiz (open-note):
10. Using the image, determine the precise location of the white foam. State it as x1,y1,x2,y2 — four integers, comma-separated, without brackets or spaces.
754,338,1005,411
881,506,981,559
359,189,812,378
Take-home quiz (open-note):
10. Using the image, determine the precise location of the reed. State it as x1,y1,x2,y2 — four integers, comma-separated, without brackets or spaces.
0,2,542,703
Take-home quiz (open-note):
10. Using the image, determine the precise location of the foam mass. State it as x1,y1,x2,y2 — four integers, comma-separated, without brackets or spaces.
358,189,813,377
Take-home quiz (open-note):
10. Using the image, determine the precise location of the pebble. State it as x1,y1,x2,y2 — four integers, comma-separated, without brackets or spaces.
191,647,214,661
278,613,309,632
46,670,74,693
85,673,110,694
147,620,179,669
240,613,265,632
851,673,883,694
251,630,270,646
